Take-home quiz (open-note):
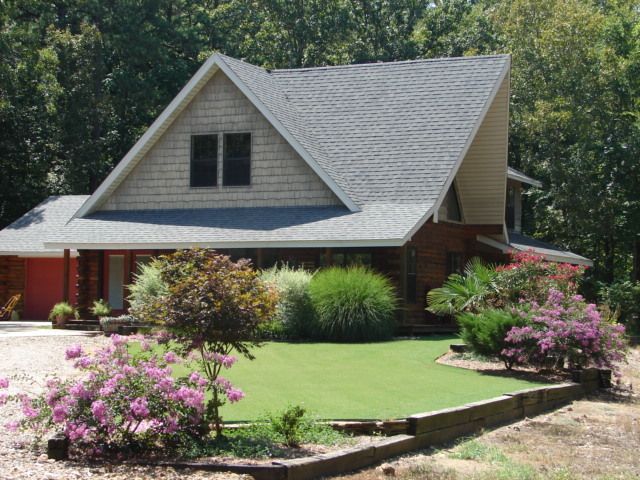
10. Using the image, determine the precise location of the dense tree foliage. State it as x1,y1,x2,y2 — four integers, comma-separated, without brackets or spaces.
1,0,639,285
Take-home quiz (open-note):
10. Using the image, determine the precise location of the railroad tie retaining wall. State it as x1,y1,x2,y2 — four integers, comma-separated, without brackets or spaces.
103,368,611,480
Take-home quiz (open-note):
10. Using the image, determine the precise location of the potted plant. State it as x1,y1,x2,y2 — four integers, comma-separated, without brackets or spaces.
90,299,111,319
99,315,135,335
48,302,76,328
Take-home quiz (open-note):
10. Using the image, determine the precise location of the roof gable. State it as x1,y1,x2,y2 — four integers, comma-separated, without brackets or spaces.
74,54,359,218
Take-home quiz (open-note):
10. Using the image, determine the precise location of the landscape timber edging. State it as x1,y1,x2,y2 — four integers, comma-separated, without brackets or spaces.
60,368,609,480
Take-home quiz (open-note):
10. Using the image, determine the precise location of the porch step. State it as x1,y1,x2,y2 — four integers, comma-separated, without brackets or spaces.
55,319,101,332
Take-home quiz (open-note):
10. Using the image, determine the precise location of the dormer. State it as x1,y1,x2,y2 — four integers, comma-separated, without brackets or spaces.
506,167,542,233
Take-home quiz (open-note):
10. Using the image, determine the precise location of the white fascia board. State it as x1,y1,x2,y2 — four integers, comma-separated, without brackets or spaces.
477,235,594,267
44,238,405,250
507,168,543,188
74,56,221,218
214,57,360,212
476,234,512,253
401,57,511,244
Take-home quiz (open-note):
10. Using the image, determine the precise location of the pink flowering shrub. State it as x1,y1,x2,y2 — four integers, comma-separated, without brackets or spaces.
0,335,210,458
502,289,628,373
495,250,586,305
136,249,276,436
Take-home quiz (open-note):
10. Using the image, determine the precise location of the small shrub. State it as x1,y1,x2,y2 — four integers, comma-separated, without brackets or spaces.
309,266,397,342
598,280,640,334
457,309,526,369
260,265,315,338
128,260,168,316
48,302,77,326
99,314,135,334
136,248,277,435
90,299,111,318
270,405,307,447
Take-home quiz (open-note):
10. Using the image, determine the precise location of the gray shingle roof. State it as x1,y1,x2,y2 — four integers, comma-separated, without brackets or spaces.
222,54,510,206
509,232,592,266
0,196,89,254
45,204,429,249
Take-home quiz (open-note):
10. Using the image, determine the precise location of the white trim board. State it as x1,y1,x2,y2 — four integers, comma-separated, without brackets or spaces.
44,238,406,250
73,53,358,218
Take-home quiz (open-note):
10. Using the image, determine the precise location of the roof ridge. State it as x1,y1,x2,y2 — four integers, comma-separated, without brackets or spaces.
271,54,510,73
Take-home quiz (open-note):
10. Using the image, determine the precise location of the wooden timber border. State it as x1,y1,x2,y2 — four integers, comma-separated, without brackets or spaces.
120,368,610,480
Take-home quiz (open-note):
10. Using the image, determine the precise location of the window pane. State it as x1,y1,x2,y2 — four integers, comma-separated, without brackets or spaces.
223,133,251,186
191,135,218,187
108,255,125,310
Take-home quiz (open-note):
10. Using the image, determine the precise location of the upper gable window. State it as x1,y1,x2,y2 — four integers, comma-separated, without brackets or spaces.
443,183,462,222
190,134,218,187
223,133,251,186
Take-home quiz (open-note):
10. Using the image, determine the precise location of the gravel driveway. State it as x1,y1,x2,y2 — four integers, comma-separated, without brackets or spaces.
0,335,241,480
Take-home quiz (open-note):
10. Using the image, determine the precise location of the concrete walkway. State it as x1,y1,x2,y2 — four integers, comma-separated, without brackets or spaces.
0,321,100,337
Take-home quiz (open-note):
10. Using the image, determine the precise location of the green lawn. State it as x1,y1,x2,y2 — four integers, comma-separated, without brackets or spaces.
166,337,547,422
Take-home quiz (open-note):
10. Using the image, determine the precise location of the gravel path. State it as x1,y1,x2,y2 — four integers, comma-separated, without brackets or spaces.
0,335,242,480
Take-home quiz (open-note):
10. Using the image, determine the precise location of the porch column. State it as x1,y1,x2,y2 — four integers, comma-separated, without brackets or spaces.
256,248,264,269
62,249,70,302
324,247,333,266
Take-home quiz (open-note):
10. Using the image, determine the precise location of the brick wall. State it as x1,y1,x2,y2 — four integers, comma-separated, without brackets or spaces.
0,255,25,315
101,72,341,211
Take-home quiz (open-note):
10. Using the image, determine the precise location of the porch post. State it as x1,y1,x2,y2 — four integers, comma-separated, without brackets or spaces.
62,249,70,302
324,247,333,266
256,248,264,269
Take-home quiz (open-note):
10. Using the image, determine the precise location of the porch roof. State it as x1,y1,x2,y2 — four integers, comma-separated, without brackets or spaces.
477,232,593,266
0,196,88,256
44,203,429,250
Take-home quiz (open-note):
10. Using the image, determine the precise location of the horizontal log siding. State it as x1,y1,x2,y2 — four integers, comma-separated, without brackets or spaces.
402,220,506,326
100,72,340,211
0,255,25,315
455,74,509,225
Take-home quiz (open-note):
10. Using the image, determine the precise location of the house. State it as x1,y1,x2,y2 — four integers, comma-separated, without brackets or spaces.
0,53,591,329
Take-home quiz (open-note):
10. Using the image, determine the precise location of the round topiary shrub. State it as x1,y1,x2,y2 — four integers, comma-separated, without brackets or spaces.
308,266,397,342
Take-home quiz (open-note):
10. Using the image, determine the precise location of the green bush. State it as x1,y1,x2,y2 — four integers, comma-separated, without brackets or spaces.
90,299,111,318
598,280,640,334
457,309,526,369
270,405,307,447
128,260,168,316
48,302,77,325
260,265,315,339
308,266,397,342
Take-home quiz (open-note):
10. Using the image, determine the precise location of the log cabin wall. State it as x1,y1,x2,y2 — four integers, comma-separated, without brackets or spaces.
0,255,25,316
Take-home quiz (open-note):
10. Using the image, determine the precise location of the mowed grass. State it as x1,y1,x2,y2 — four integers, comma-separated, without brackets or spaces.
161,337,547,422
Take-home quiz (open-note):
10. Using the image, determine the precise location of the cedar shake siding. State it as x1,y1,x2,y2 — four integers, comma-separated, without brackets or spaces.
100,72,341,211
0,255,25,315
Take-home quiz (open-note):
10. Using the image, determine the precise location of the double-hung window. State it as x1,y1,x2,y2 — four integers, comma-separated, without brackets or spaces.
223,133,251,186
190,133,251,187
190,134,218,187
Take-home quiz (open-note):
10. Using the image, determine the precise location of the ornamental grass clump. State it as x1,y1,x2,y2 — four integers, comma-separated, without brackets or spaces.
136,248,277,435
0,334,208,458
309,266,397,342
260,265,315,339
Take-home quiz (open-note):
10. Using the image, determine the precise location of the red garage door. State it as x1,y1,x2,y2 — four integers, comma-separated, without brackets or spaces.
23,258,77,320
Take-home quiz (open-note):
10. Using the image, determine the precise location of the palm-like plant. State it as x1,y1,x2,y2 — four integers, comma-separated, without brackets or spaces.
426,257,498,315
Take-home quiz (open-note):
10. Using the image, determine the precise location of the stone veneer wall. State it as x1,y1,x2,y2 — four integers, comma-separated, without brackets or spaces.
100,72,341,211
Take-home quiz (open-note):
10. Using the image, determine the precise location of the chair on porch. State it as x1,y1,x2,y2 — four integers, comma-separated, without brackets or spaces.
0,294,21,321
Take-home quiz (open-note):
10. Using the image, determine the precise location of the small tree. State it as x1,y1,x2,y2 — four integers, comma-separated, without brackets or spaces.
138,249,277,436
